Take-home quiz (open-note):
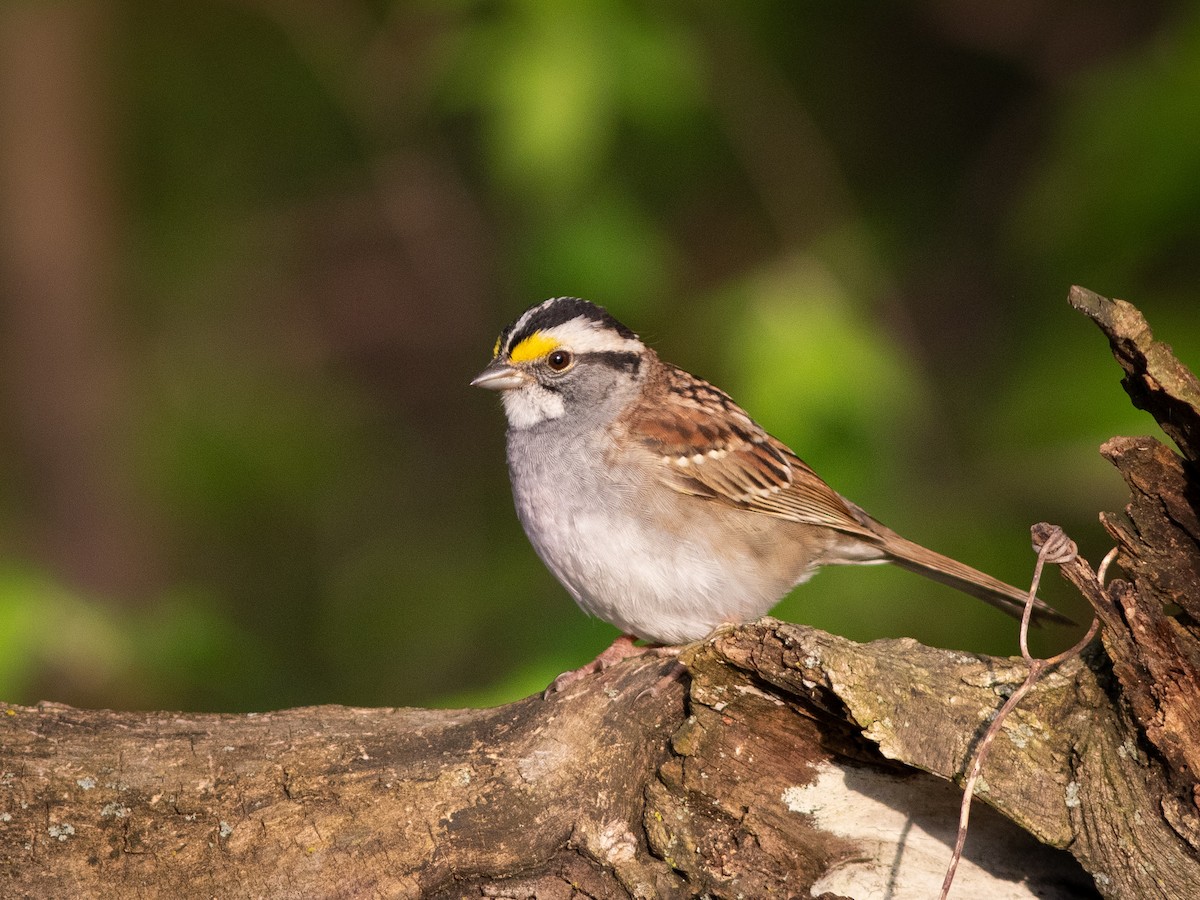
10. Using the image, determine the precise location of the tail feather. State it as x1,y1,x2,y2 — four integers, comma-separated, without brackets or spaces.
874,526,1075,626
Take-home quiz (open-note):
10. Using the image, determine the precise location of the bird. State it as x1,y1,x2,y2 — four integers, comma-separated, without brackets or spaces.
472,296,1069,688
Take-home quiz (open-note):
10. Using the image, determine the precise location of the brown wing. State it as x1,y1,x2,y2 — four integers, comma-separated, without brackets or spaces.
625,364,1074,624
631,365,878,541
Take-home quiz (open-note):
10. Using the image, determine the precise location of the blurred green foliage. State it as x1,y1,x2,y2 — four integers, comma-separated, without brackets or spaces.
0,1,1196,712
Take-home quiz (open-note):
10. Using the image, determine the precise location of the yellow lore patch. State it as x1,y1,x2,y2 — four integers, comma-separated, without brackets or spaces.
508,331,560,363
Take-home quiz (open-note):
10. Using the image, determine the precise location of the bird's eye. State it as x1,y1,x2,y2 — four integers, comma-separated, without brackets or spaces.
546,350,573,372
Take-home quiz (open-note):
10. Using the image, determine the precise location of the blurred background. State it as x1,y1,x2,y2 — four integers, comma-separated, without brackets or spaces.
1,1,1196,712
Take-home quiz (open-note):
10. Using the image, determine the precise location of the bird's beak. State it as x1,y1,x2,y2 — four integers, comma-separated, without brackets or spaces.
470,359,529,391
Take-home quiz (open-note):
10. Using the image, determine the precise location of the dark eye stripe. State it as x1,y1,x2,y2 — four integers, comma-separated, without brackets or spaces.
584,351,641,375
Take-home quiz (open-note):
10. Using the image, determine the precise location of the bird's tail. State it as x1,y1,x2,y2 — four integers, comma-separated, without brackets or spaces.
874,524,1075,626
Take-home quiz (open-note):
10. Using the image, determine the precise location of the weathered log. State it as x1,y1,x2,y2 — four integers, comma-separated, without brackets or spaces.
3,624,1110,898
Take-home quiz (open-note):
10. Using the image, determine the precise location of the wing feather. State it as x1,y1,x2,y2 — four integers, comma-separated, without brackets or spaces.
630,366,877,541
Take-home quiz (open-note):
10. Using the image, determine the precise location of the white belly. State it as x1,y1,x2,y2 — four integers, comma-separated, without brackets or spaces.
510,445,794,644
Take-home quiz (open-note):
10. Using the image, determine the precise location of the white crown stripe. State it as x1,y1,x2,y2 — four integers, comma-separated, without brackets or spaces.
506,318,643,360
501,297,643,359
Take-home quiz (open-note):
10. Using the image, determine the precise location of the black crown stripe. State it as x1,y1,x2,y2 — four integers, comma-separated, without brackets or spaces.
503,297,638,356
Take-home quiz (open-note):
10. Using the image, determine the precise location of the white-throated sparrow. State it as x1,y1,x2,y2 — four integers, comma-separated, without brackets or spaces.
473,297,1068,684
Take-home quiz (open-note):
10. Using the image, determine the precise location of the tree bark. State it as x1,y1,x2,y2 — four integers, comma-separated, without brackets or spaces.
2,286,1198,898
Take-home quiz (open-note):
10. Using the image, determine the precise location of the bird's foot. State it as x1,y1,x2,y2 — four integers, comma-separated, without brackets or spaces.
544,634,657,698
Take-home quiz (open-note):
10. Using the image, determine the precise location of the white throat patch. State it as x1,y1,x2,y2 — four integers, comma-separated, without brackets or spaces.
502,382,565,429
